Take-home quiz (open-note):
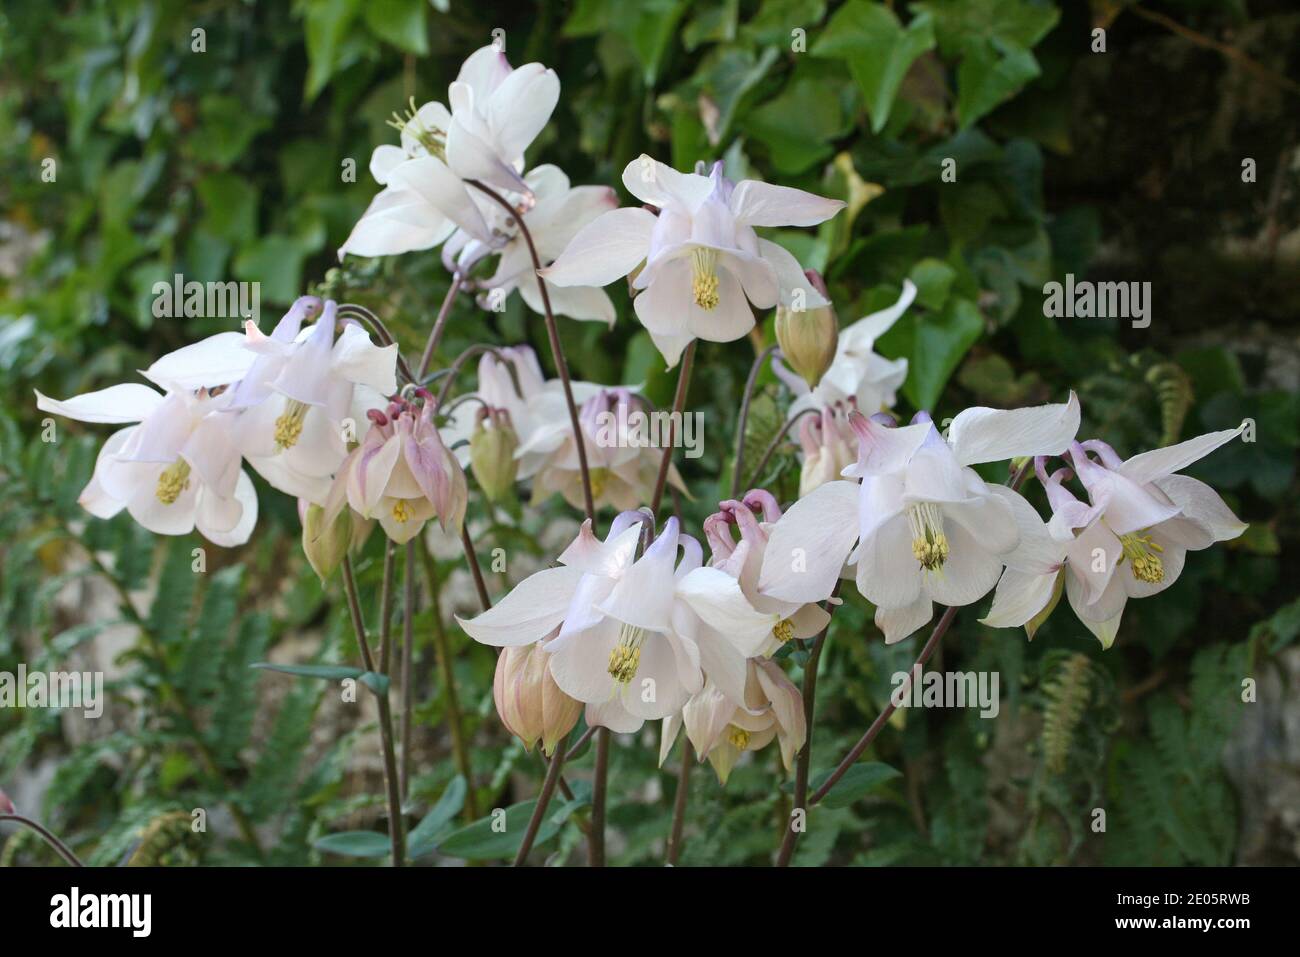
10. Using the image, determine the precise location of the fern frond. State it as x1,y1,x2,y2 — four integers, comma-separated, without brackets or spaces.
1145,362,1193,446
1041,653,1092,775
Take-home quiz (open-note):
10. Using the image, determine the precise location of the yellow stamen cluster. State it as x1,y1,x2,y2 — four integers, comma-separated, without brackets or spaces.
274,400,310,451
588,467,609,501
690,247,720,310
155,459,192,505
391,499,412,523
907,501,949,572
773,618,796,644
387,97,445,158
608,623,646,685
726,725,751,750
1120,531,1165,584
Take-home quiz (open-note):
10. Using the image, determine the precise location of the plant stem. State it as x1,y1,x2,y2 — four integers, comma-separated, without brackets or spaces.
775,582,840,866
460,523,491,612
342,556,406,867
589,727,610,866
513,735,570,866
650,339,697,515
418,272,465,380
665,739,693,865
417,541,480,821
400,541,416,801
378,543,396,673
0,814,84,867
467,179,595,521
731,344,779,498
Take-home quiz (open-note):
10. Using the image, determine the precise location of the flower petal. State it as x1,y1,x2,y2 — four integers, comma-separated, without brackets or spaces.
730,180,846,227
35,384,162,424
948,392,1081,467
1118,426,1245,486
541,207,657,287
758,480,861,603
457,565,584,647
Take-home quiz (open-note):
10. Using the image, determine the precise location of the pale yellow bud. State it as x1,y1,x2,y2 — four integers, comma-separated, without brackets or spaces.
469,412,519,503
775,270,838,388
493,642,581,756
302,503,353,582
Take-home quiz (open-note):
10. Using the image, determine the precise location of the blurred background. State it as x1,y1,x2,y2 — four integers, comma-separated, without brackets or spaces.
0,0,1297,866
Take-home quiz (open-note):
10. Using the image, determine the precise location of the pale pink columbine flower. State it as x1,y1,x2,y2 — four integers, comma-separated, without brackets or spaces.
518,387,686,511
983,429,1247,648
775,280,916,423
442,165,619,324
323,391,467,543
795,406,858,497
704,490,831,656
660,658,806,785
35,384,257,546
759,395,1081,643
341,46,561,255
542,156,844,367
494,641,583,757
458,514,779,732
225,300,398,503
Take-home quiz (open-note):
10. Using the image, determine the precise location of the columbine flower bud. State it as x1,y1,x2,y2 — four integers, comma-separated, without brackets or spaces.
300,500,354,582
774,269,837,389
493,642,582,756
0,786,14,814
798,407,855,497
469,408,519,503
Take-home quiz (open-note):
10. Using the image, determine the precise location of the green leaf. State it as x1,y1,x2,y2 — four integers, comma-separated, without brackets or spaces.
909,258,957,311
408,776,468,857
745,71,848,174
315,830,391,858
813,2,935,133
879,295,984,411
251,662,390,695
362,0,428,54
437,795,587,860
956,39,1040,130
196,174,258,243
304,0,363,101
233,235,308,306
809,762,901,809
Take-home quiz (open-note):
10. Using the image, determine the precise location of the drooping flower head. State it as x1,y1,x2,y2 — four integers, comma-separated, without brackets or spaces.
543,156,845,367
325,389,467,543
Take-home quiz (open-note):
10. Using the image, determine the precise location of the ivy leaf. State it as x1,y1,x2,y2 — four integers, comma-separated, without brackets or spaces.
956,38,1041,130
362,0,428,54
879,295,984,411
813,1,935,133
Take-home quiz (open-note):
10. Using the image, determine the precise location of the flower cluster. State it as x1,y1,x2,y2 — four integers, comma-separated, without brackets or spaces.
35,41,1250,803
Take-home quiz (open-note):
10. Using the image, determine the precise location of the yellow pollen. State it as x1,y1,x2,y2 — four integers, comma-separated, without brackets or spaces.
726,725,750,750
607,623,646,685
1119,531,1165,584
273,399,310,451
391,499,412,523
588,467,609,500
773,618,796,644
907,501,949,572
690,247,720,310
155,459,191,505
387,96,445,158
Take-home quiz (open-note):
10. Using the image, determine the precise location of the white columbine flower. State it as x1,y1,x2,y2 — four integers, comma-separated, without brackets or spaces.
984,430,1247,648
542,156,845,367
35,384,257,546
759,396,1081,643
442,165,618,323
457,514,778,732
703,489,831,656
226,299,398,503
660,657,806,785
340,45,560,256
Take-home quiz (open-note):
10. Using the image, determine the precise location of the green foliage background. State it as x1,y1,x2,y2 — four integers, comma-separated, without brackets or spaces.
1,0,1297,865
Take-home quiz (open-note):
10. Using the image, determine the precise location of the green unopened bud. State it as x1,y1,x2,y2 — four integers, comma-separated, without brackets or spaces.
469,409,519,503
774,269,837,388
302,502,353,581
